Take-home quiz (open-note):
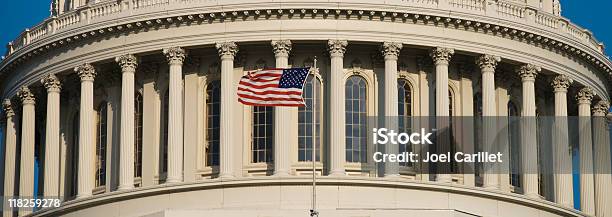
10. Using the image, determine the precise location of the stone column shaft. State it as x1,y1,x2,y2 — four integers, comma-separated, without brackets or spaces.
117,54,138,190
592,100,610,217
18,86,35,216
42,74,61,197
272,40,292,176
430,47,454,183
382,42,402,177
76,63,96,199
576,87,595,215
216,42,238,179
551,75,573,208
518,64,541,199
163,47,186,183
477,55,501,189
328,40,348,176
2,100,17,217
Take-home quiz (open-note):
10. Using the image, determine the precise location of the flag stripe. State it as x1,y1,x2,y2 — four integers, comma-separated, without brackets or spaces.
237,68,310,107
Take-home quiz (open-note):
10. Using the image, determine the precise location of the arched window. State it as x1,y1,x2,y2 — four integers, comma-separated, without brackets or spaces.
95,103,107,188
134,93,143,178
161,90,169,174
508,101,521,188
298,75,322,162
449,89,457,173
345,76,367,163
252,106,273,163
398,79,412,167
206,81,221,166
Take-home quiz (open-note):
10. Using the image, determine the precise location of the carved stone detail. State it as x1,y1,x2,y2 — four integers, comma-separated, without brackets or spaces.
576,87,595,104
2,99,15,117
593,100,610,116
475,54,501,72
327,40,348,57
215,42,239,58
116,54,138,71
429,47,454,65
41,73,62,92
517,63,541,81
551,74,573,92
163,47,187,65
381,42,402,59
17,86,36,105
75,63,97,82
271,40,292,57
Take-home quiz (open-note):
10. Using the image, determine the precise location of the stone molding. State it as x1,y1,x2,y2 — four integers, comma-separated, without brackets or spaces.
116,54,139,72
41,73,62,92
17,86,35,105
215,42,239,59
381,42,403,60
592,100,610,116
429,47,454,65
2,98,15,117
75,63,97,82
2,3,609,79
476,54,501,72
327,40,348,57
163,47,187,65
576,87,595,104
551,74,573,92
271,40,292,57
517,64,541,82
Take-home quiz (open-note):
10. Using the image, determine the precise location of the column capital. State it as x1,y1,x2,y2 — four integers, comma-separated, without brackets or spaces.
576,87,595,105
75,63,96,82
328,40,348,57
163,47,187,65
116,54,138,72
476,54,501,72
2,99,15,117
429,47,454,65
592,100,609,116
551,74,573,92
215,42,239,59
41,73,61,92
517,63,541,82
381,42,403,60
271,40,292,57
17,86,35,105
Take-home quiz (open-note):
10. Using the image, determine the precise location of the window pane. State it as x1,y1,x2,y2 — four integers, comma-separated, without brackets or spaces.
206,81,221,167
253,106,274,163
345,76,367,163
298,75,322,162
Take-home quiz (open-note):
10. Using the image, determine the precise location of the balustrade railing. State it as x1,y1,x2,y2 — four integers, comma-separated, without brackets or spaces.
2,0,605,57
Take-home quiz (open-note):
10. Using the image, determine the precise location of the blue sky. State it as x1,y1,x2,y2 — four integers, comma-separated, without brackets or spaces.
0,1,611,57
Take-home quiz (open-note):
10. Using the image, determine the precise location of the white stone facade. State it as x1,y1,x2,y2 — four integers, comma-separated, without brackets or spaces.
0,0,611,217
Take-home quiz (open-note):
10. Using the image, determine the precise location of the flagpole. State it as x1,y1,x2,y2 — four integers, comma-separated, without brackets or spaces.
310,56,319,217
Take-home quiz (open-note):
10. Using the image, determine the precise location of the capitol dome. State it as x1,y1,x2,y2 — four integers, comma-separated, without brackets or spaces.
1,0,611,217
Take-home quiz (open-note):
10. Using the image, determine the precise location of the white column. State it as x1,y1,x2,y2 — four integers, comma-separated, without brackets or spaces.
162,47,186,183
75,63,96,198
2,100,17,217
41,74,62,197
216,42,239,179
551,74,573,208
592,100,612,217
381,42,402,177
429,47,454,183
117,54,138,190
476,54,501,189
517,63,541,199
17,86,35,216
576,87,595,215
328,40,348,176
271,40,293,176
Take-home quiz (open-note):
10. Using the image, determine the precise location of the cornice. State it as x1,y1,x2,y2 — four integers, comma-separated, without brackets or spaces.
0,4,609,80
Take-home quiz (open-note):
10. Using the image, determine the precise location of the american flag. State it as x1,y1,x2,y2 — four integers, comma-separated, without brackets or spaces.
237,67,311,107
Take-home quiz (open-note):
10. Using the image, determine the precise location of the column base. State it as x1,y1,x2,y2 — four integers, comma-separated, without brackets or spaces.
329,170,346,176
118,185,134,191
219,173,235,179
165,178,182,184
436,175,452,183
525,193,542,200
384,174,401,179
76,193,92,200
273,171,290,177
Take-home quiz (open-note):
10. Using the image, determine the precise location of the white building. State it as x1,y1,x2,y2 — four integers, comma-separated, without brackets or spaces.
0,0,611,216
